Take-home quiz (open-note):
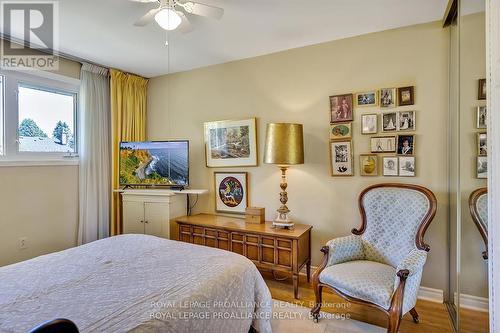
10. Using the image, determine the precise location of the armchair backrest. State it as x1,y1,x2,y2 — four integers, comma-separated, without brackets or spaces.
469,187,488,259
353,183,437,267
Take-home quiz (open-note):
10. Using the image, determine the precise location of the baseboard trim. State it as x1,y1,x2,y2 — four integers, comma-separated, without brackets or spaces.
454,292,489,312
301,265,444,303
418,286,444,303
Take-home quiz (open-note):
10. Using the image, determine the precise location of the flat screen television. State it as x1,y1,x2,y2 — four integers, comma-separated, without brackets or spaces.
119,140,189,187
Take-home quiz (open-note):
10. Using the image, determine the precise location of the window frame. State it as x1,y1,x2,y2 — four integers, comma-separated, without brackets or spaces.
0,69,80,164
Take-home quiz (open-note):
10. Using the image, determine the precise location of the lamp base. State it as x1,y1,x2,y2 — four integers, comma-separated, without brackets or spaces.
272,213,295,229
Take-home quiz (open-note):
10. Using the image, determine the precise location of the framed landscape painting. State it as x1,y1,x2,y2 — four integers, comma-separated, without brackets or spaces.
204,118,258,167
214,172,248,214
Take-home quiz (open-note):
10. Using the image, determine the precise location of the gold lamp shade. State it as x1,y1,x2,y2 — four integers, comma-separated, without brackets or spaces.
264,123,304,165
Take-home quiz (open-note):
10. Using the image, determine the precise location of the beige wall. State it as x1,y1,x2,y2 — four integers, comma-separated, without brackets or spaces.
0,166,79,266
460,12,488,298
0,40,81,267
148,21,450,292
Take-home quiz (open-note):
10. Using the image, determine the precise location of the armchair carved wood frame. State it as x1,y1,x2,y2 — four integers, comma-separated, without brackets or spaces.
311,183,437,333
469,187,488,260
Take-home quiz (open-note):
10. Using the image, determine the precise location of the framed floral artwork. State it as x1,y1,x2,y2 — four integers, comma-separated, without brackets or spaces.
330,122,352,140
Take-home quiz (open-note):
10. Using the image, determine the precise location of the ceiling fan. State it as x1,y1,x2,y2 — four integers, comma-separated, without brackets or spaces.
131,0,224,33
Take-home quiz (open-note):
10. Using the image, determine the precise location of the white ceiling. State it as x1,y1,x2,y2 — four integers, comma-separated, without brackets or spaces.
3,0,486,77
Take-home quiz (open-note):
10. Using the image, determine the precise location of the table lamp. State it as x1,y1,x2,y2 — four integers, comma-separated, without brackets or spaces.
264,123,304,229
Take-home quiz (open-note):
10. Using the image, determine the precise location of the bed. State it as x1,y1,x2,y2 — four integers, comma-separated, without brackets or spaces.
0,234,273,333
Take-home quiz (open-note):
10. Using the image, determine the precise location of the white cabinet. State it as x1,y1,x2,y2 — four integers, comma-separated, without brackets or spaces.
121,190,187,239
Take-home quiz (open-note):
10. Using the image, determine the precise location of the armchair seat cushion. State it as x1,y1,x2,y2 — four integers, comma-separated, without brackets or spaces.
319,260,396,310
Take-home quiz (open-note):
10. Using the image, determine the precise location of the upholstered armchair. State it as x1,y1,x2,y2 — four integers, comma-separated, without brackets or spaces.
311,183,437,333
469,188,488,260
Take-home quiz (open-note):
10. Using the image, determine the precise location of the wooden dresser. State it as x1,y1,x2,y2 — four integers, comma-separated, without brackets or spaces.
176,214,312,298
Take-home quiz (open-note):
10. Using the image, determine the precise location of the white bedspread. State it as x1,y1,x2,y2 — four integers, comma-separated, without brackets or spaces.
0,235,273,333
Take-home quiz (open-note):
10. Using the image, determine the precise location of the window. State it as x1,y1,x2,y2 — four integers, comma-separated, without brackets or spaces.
0,70,79,163
18,84,76,153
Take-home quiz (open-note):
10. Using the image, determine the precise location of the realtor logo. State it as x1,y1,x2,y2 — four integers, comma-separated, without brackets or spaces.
1,1,59,70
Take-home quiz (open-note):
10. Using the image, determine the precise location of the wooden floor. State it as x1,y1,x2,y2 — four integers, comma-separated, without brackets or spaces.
263,271,489,333
460,308,489,333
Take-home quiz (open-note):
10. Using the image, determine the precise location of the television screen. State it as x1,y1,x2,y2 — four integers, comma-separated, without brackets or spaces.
119,141,189,187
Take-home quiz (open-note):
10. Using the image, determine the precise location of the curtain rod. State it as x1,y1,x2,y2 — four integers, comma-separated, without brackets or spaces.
0,33,148,79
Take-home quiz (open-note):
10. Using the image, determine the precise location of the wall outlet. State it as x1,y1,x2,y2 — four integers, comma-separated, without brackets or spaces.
18,237,28,250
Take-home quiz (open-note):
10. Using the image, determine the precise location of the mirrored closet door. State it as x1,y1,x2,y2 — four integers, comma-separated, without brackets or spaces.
448,0,489,332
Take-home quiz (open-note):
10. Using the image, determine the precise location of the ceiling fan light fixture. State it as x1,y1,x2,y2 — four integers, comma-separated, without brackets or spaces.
154,8,182,30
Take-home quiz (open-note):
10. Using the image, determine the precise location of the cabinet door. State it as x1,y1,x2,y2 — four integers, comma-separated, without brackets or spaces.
261,237,275,265
144,202,170,238
245,234,260,262
122,201,145,234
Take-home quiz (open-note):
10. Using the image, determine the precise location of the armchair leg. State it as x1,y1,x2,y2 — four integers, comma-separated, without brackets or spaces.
409,307,419,323
310,246,329,324
311,285,323,323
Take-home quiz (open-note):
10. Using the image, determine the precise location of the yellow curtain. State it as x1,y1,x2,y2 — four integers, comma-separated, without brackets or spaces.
110,69,148,235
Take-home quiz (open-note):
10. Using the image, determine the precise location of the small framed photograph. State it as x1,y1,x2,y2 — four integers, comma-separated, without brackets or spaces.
397,111,416,131
370,136,396,153
399,156,416,177
477,106,487,129
398,86,415,106
356,91,378,107
330,94,354,123
214,172,248,214
330,141,353,176
360,154,378,176
204,118,258,167
477,156,487,179
478,132,487,156
397,135,415,155
382,112,397,132
380,88,396,108
330,122,352,140
361,114,378,134
478,78,486,100
382,156,399,176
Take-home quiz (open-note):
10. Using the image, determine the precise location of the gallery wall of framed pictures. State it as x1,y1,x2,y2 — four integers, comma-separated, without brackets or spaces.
329,86,417,177
475,79,487,179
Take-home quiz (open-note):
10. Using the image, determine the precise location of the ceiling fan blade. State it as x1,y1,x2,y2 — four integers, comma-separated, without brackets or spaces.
134,7,161,26
176,11,194,34
182,1,224,20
